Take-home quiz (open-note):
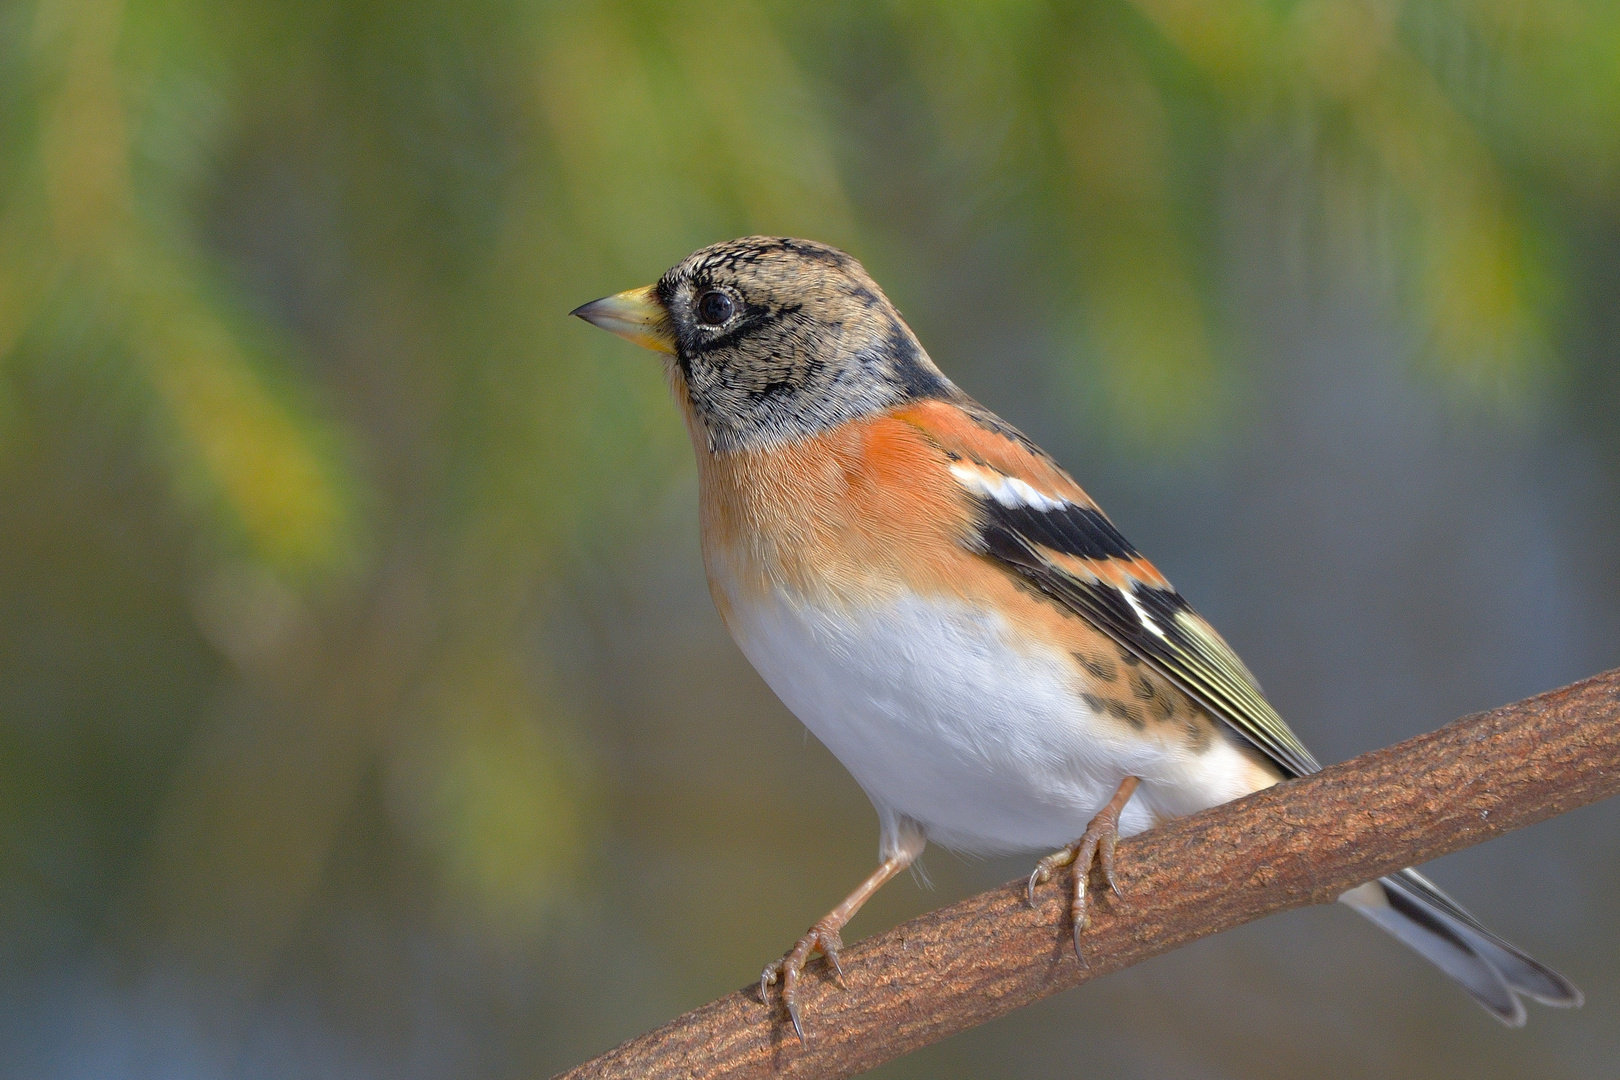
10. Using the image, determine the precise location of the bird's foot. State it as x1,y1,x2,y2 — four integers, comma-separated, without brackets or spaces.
1026,776,1141,963
760,919,845,1041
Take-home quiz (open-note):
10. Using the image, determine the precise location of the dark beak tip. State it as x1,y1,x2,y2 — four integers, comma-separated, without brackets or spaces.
569,299,603,321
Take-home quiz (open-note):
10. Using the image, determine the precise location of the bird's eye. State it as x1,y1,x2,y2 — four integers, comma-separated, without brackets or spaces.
696,289,734,326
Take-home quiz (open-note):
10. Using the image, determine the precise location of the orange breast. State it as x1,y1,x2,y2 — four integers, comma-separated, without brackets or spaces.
694,411,977,615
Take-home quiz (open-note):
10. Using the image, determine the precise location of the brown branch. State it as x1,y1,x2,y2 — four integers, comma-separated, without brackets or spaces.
557,669,1620,1080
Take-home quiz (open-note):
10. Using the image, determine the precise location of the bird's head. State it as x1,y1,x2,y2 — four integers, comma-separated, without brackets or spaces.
572,236,951,453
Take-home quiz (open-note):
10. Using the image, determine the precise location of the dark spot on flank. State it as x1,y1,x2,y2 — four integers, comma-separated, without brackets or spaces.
1073,652,1118,682
1005,573,1076,616
1120,651,1141,667
1184,719,1212,754
1082,692,1106,713
1104,700,1143,730
1151,695,1177,722
943,450,962,461
1131,674,1156,700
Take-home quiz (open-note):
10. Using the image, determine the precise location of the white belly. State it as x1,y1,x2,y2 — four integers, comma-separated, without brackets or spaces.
724,586,1271,855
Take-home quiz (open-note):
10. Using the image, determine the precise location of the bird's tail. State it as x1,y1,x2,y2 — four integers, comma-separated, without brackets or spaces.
1338,868,1582,1025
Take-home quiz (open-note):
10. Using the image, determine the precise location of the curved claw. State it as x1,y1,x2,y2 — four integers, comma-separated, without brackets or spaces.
1032,775,1142,964
1070,858,1094,963
760,923,844,1042
1100,832,1126,901
754,851,916,1039
1026,849,1074,906
823,941,845,985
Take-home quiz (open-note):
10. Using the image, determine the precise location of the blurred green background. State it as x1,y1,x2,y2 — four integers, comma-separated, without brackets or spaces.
2,1,1619,1076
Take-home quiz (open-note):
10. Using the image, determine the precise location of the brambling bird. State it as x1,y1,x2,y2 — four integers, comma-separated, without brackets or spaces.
573,236,1582,1037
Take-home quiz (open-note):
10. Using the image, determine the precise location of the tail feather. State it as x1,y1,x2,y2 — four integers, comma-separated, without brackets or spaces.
1339,869,1582,1026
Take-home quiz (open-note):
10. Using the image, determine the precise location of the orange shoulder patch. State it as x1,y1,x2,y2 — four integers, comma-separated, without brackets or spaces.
889,398,1092,507
889,398,1174,592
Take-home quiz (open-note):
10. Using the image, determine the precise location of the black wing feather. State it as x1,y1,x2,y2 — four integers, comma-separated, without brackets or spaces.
976,499,1320,778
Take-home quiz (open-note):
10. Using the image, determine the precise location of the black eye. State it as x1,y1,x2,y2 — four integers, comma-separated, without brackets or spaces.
696,289,734,326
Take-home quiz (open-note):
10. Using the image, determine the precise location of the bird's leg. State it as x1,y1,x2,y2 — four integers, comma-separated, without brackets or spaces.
1027,775,1142,963
760,850,916,1040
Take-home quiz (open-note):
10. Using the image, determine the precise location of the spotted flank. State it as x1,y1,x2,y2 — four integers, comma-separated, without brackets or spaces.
978,509,1319,778
946,444,1321,779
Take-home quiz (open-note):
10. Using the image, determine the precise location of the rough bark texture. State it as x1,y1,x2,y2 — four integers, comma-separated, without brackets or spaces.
557,669,1620,1080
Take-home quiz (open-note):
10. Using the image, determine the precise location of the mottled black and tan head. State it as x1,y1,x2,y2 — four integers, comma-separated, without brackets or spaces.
572,237,952,452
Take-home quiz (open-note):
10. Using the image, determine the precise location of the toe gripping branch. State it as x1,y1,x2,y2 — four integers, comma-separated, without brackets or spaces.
1027,775,1142,963
760,921,845,1040
757,849,915,1040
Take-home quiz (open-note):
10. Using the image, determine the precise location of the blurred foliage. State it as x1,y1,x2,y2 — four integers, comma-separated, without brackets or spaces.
1,0,1619,1076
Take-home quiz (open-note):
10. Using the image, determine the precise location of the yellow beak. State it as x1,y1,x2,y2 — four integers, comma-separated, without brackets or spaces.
570,284,676,355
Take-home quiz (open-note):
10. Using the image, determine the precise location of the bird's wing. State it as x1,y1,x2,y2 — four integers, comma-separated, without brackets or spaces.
894,396,1321,779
